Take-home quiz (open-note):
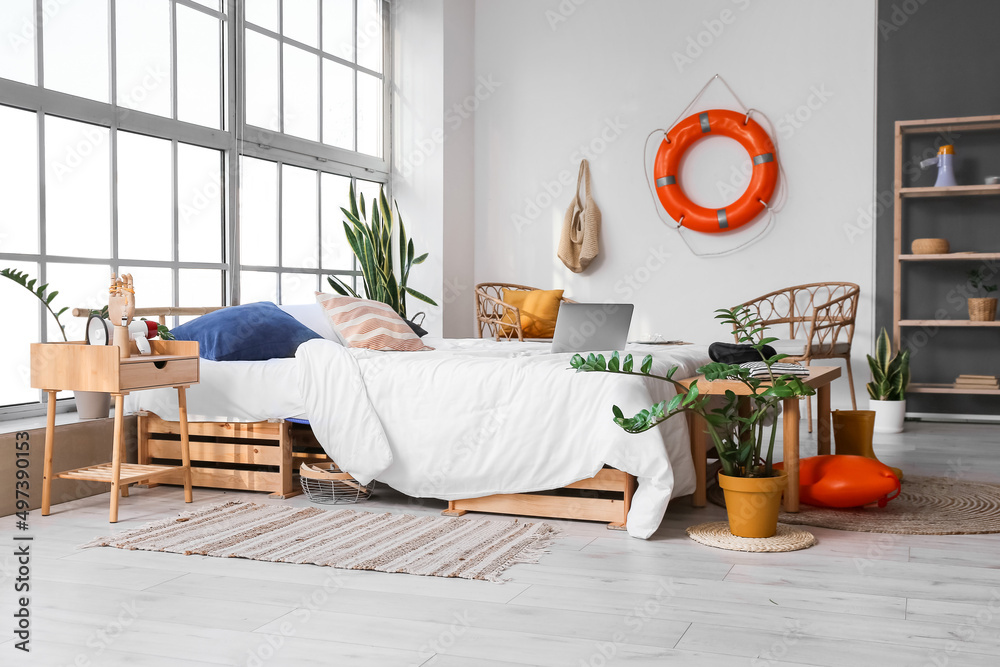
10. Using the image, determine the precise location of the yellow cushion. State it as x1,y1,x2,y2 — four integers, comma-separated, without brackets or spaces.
499,289,564,338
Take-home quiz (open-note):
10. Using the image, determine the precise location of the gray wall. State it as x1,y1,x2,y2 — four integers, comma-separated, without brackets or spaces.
876,0,1000,415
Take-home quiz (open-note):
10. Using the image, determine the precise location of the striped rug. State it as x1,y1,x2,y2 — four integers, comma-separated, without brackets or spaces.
82,501,558,582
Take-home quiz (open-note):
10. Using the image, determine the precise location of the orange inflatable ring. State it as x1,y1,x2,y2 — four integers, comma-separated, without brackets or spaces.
774,455,901,509
653,109,778,234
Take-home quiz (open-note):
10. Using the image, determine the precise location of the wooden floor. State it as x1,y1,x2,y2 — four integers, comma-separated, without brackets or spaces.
3,420,1000,666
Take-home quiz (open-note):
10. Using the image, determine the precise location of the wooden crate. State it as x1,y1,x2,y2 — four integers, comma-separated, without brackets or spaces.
137,413,330,498
442,467,637,530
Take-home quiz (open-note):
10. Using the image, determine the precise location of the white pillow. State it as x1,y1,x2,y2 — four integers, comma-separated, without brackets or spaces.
278,303,346,346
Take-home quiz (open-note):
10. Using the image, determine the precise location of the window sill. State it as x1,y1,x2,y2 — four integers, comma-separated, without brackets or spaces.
0,410,112,436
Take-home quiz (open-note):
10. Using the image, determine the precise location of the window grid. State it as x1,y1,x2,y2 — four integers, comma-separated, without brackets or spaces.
241,0,385,165
0,0,391,416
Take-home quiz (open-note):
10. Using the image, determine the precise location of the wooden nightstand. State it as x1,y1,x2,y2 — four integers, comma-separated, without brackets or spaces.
30,339,200,522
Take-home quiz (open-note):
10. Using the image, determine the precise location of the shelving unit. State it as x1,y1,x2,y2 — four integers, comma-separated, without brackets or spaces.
893,113,1000,399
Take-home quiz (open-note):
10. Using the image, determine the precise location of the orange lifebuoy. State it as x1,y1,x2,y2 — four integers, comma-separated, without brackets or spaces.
774,455,901,509
653,109,778,234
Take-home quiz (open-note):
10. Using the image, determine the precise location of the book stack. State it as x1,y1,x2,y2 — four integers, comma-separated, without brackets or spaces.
953,374,1000,390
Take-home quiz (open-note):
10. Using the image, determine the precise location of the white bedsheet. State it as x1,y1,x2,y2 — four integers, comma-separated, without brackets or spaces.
131,356,307,422
134,338,711,539
298,338,708,538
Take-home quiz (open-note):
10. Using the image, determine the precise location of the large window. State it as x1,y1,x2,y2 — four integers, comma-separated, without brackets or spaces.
0,0,390,415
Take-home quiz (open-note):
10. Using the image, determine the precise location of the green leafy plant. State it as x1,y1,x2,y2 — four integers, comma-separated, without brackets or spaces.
2,268,173,341
326,183,437,320
2,268,70,341
866,327,909,401
967,269,998,298
570,306,814,478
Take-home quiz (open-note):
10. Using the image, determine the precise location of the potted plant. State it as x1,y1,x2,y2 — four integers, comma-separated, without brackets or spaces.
2,268,172,419
866,328,910,434
570,306,814,538
326,183,437,335
967,269,998,321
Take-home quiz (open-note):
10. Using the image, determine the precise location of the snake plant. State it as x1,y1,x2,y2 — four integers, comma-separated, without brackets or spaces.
866,328,909,401
570,306,815,478
326,183,437,320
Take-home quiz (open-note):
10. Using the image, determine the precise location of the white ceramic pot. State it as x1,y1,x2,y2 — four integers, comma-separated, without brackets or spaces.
75,391,111,420
870,398,905,434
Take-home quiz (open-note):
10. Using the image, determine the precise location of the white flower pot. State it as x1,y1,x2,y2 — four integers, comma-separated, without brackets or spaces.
870,399,905,434
75,391,111,420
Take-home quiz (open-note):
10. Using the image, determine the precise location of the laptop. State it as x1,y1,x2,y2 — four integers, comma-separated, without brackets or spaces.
550,302,634,354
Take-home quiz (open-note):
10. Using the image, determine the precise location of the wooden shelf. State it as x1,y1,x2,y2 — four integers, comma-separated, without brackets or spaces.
909,383,1000,396
899,184,1000,198
899,320,1000,327
893,114,1000,411
900,253,1000,261
898,114,1000,134
56,462,182,486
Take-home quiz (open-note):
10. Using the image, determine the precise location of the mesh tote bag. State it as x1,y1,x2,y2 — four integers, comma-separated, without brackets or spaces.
558,159,601,273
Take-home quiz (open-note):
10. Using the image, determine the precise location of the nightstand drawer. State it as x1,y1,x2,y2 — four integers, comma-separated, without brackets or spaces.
119,358,199,390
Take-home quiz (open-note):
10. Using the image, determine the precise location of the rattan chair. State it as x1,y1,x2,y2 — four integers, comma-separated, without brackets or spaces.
475,282,575,341
735,282,860,432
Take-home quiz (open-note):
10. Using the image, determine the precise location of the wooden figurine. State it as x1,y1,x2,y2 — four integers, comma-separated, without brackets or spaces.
109,273,136,359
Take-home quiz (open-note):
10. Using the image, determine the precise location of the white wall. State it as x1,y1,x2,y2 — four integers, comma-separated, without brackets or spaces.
441,0,477,337
392,0,477,338
472,0,877,405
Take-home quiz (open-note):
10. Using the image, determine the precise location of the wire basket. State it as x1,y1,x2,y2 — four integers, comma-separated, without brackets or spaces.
299,463,375,504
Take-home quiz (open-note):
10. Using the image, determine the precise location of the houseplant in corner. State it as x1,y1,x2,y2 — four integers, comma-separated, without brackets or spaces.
570,306,815,538
867,327,910,434
1,268,112,418
967,269,998,321
1,268,172,419
326,183,437,335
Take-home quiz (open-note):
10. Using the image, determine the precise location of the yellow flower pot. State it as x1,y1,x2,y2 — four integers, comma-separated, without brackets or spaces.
718,470,788,538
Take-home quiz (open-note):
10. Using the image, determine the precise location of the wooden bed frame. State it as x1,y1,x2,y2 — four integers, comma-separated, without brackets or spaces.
136,412,332,498
442,467,637,530
75,305,698,530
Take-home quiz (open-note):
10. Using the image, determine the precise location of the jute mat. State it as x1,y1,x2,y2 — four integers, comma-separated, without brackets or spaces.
686,522,817,553
708,475,1000,535
82,501,558,582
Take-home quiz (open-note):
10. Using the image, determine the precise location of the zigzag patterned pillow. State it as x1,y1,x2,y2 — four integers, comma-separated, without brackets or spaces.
315,293,433,352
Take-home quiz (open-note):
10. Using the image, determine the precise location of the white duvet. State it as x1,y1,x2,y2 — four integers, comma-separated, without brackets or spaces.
135,338,709,539
297,339,706,538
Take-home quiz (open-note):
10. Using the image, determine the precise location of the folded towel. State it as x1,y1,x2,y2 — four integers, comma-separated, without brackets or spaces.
739,361,810,379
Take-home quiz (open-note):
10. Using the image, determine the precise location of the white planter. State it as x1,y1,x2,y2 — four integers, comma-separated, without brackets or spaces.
870,398,905,434
75,391,111,420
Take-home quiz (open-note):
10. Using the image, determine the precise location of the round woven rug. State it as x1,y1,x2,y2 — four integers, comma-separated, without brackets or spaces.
707,475,1000,535
686,521,817,553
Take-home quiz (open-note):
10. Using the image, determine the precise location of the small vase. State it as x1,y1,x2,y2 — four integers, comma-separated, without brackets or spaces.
75,391,111,419
870,399,905,434
717,470,787,538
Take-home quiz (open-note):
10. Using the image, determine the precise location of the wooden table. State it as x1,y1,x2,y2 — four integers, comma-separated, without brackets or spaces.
680,366,841,512
30,340,200,522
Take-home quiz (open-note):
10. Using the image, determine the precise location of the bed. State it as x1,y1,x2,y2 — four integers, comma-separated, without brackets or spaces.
128,306,711,539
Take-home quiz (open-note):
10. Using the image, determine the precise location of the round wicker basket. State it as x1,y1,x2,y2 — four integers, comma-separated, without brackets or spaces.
969,298,998,322
299,463,375,504
911,238,949,255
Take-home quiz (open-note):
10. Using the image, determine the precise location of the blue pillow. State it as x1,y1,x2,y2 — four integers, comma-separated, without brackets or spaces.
171,302,322,361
